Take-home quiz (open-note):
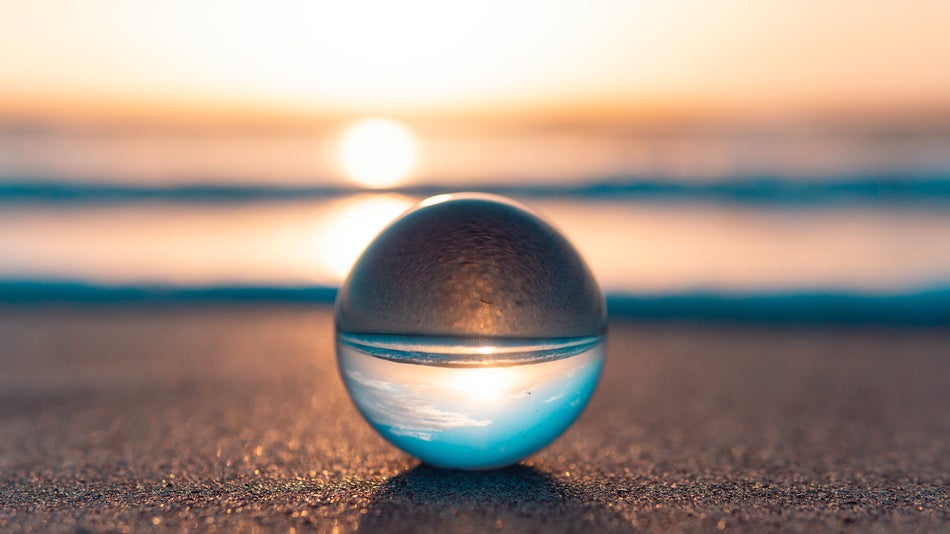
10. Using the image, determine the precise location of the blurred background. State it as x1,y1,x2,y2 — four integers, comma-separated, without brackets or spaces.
2,0,949,322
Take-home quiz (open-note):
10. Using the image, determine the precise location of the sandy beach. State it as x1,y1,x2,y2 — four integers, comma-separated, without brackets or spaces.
0,305,947,532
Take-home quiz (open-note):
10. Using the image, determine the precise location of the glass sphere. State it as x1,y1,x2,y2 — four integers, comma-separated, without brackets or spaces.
335,193,606,469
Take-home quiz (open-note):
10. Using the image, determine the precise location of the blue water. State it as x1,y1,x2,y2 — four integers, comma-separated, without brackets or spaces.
2,177,950,325
2,175,950,204
3,281,950,326
337,334,605,469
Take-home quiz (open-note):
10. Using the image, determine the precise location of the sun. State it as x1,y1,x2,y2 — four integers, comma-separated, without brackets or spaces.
339,118,418,188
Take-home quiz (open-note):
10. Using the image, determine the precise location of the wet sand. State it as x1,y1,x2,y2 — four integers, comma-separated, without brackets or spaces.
0,306,947,532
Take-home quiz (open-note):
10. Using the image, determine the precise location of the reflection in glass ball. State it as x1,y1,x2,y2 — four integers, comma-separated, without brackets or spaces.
335,193,606,469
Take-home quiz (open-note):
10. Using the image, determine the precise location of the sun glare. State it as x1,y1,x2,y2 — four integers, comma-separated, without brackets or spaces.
311,194,416,280
448,367,518,403
339,119,418,188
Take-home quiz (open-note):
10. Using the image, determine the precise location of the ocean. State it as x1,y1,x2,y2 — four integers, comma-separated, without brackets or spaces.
2,122,949,324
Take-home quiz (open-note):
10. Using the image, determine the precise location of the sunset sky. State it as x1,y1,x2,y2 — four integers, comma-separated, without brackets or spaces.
2,1,950,295
2,0,949,124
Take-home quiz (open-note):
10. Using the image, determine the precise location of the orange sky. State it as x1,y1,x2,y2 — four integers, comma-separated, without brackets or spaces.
2,1,949,124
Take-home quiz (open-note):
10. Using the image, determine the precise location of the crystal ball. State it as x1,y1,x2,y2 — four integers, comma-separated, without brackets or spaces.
335,193,606,469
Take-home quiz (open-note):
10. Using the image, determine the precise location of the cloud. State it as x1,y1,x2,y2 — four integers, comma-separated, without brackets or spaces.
345,369,491,441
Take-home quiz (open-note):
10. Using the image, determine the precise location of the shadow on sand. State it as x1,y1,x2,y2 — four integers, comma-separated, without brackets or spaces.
358,464,633,533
